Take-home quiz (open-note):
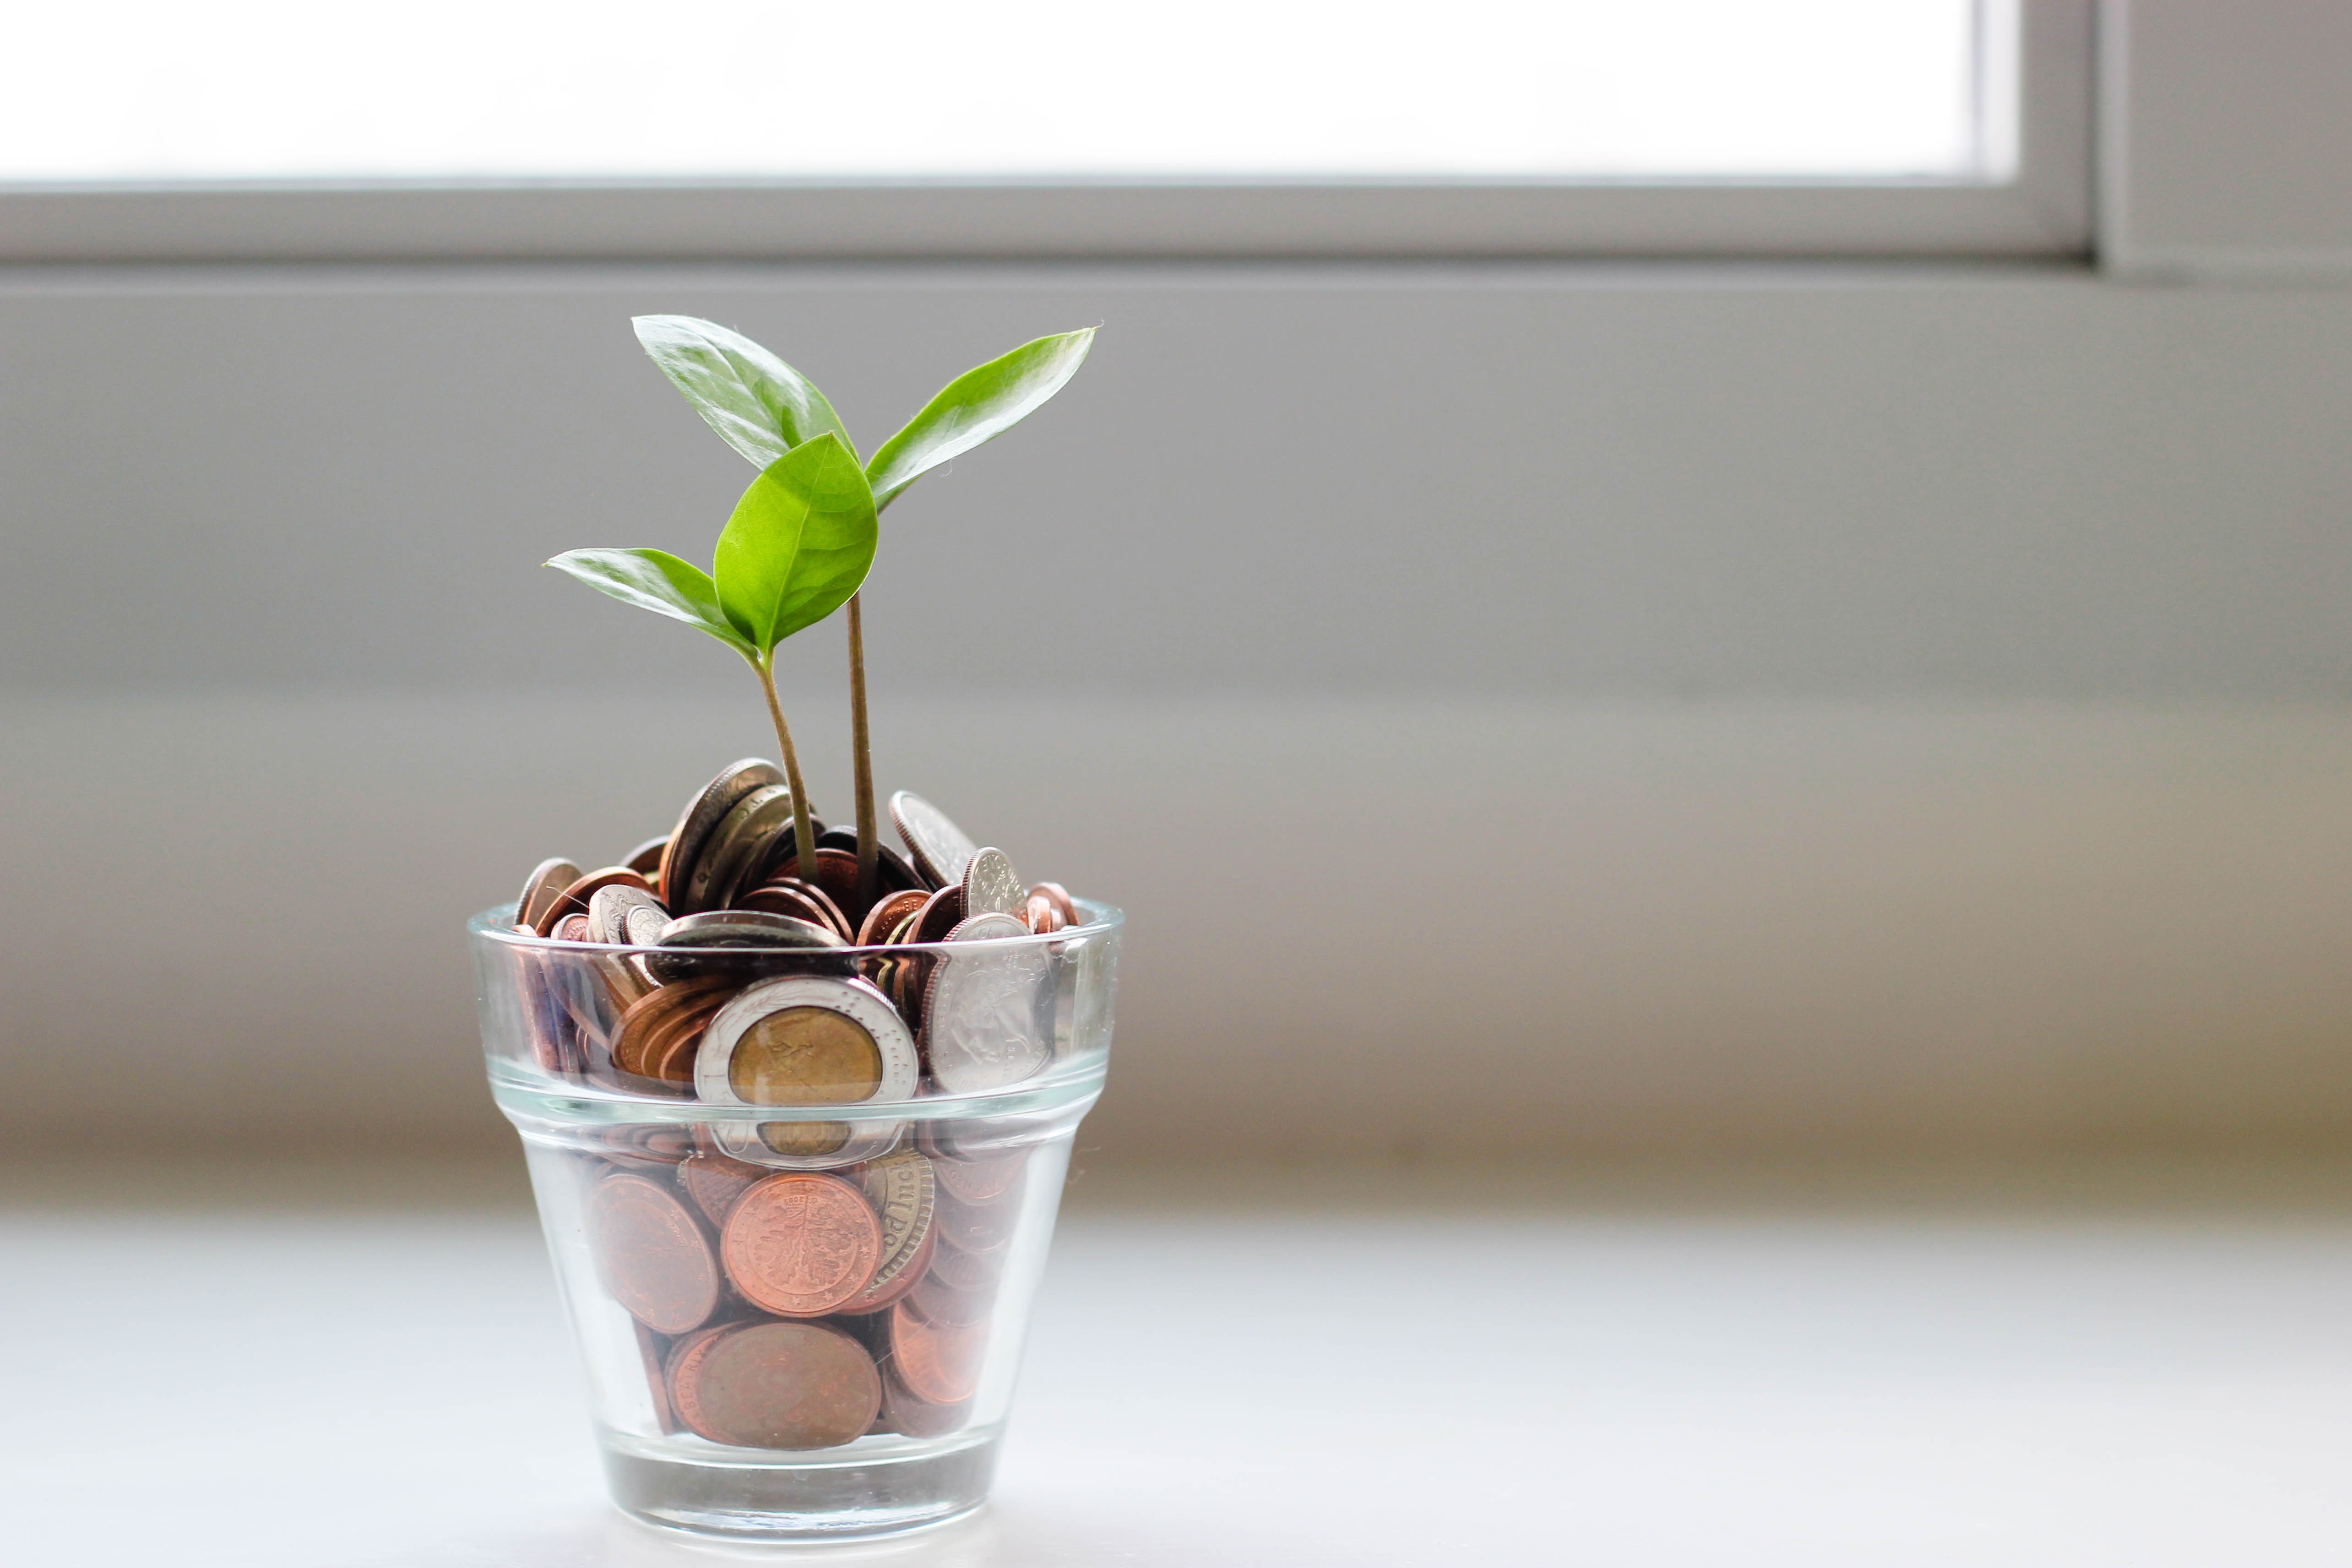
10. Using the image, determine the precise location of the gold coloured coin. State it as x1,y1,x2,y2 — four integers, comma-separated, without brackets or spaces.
728,1006,886,1105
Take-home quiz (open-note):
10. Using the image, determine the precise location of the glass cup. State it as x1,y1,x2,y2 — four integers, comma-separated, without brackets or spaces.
470,899,1121,1541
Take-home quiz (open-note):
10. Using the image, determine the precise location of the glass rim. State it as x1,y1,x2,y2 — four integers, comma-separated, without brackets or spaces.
470,895,1123,958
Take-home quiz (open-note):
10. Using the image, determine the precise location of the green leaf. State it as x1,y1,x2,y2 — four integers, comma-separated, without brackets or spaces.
713,434,879,655
632,315,855,470
545,547,754,656
865,328,1095,511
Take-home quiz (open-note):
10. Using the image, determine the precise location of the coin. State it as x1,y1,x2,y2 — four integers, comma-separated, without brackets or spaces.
1031,882,1079,927
906,1270,994,1327
816,826,924,896
878,1365,970,1437
536,865,655,936
933,1148,1027,1206
737,880,853,942
659,760,784,912
664,1320,744,1441
695,975,918,1107
856,889,930,949
624,835,670,877
551,912,592,943
961,847,1024,920
678,1151,765,1226
650,1002,727,1083
890,791,978,890
689,1320,881,1451
612,975,736,1078
588,884,669,947
840,1148,937,1315
888,1299,987,1405
909,885,966,945
720,1172,884,1317
933,1184,1020,1256
684,784,799,914
636,1321,679,1433
517,857,583,929
650,910,844,981
587,1172,721,1335
1022,891,1066,934
926,1237,1005,1293
923,912,1051,1094
767,847,865,917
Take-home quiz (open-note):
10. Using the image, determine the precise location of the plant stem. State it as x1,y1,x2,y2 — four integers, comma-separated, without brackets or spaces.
847,591,879,908
752,654,820,897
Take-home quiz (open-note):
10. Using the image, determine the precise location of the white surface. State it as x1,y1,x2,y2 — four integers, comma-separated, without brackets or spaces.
5,1161,2352,1565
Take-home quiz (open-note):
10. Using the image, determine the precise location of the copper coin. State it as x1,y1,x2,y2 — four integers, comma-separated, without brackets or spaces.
689,1320,880,1451
907,1270,994,1328
889,1299,987,1405
1031,882,1079,926
878,1365,971,1437
552,912,592,943
857,889,930,949
1021,892,1065,934
839,1149,937,1315
678,1152,764,1226
739,879,853,941
934,1148,1027,1206
536,865,654,936
624,835,669,877
909,885,966,946
517,857,583,929
925,1237,1005,1293
766,847,864,916
650,1002,728,1083
721,1172,884,1317
658,759,784,912
933,1187,1017,1255
587,1172,721,1335
665,1320,744,1441
636,1321,679,1433
612,976,736,1077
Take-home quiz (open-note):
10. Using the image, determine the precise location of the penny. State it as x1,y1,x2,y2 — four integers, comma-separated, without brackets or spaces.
923,912,1051,1094
961,847,1024,919
765,847,865,918
650,1002,726,1083
856,888,930,949
907,1270,995,1327
587,1172,721,1335
1031,882,1079,927
737,879,853,942
517,857,583,929
685,784,800,914
720,1172,884,1317
535,865,655,936
933,1186,1018,1256
1022,891,1065,934
841,1148,937,1314
926,1237,1005,1293
890,791,979,891
678,1151,764,1226
879,1366,970,1437
636,1321,678,1433
588,884,669,947
689,1320,880,1451
818,826,924,896
552,912,592,943
933,1148,1027,1206
612,976,736,1078
623,835,670,878
696,975,918,1107
664,1320,744,1441
658,759,785,912
889,1299,987,1405
908,885,966,946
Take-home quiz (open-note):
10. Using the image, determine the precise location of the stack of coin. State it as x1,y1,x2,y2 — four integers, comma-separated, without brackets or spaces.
509,761,1082,1103
582,1125,1032,1448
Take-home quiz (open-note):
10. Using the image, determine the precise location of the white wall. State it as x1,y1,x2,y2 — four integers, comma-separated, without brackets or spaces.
5,265,2352,1159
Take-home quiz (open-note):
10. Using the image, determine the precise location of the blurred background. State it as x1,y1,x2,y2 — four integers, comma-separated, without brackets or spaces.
5,1,2349,1166
6,6,2352,1557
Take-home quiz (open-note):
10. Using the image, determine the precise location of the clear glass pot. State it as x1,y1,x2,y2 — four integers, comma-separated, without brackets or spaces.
470,900,1121,1541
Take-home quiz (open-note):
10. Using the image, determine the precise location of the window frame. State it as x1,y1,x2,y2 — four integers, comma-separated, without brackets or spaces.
0,0,2092,265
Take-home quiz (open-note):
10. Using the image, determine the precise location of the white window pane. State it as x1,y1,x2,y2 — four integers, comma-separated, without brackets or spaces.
3,0,2008,184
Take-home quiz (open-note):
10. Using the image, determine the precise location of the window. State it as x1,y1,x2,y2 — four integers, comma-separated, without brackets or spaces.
0,0,2091,261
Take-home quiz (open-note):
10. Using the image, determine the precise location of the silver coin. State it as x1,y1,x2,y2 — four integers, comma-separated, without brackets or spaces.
890,791,978,891
922,912,1052,1094
961,847,1023,919
657,909,843,950
588,884,668,947
684,784,798,912
661,759,782,910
